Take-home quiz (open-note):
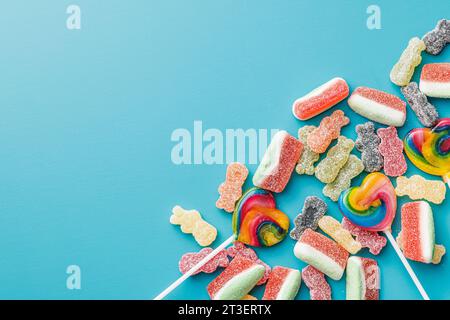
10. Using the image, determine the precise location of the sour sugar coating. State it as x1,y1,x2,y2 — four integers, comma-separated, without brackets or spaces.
296,126,320,175
290,196,327,241
227,241,258,261
253,130,303,193
378,126,407,177
401,82,439,127
226,241,271,285
216,162,249,213
338,172,397,232
419,63,450,98
302,265,331,300
179,248,229,275
294,229,349,280
397,235,445,264
341,218,387,255
395,175,446,204
307,110,350,154
346,256,380,300
262,266,302,300
318,216,362,254
397,201,435,264
355,122,383,172
315,136,355,184
207,256,265,300
422,19,450,55
390,37,426,86
323,155,364,201
348,87,406,127
170,206,217,246
292,77,350,120
254,260,271,285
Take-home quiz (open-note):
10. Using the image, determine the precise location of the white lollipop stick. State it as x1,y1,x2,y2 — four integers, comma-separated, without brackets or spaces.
154,235,236,300
384,230,430,300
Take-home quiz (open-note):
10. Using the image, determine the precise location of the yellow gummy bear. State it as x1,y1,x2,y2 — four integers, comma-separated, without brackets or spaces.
390,37,426,86
318,216,361,254
170,206,202,233
192,220,217,247
170,205,217,246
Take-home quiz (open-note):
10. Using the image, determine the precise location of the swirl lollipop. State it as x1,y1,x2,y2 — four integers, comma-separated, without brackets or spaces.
233,187,276,217
339,172,396,231
232,187,288,246
155,188,289,299
338,172,430,300
233,206,289,247
404,118,450,186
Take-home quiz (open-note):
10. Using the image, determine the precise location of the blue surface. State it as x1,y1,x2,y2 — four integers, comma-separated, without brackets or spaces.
0,0,448,300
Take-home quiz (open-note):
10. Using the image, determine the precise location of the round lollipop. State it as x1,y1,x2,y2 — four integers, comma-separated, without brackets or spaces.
338,172,430,300
155,188,289,299
404,118,450,186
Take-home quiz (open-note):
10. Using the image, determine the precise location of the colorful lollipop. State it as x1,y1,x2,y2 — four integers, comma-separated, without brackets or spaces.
232,188,288,247
155,188,289,299
339,172,396,232
338,172,430,300
404,118,450,186
233,206,289,247
233,187,276,218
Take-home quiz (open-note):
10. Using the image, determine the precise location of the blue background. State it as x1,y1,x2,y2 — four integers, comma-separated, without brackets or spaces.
0,0,448,300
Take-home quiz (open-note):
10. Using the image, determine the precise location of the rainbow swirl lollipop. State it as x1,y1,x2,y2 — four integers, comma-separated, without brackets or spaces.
232,188,289,247
404,118,450,184
338,172,397,231
233,187,276,217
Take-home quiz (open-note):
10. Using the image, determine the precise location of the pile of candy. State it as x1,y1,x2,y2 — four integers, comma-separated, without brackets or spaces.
164,19,449,300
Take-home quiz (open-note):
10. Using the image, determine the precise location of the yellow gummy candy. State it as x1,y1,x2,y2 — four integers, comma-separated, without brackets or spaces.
390,37,426,86
432,245,446,265
296,126,319,175
192,220,217,247
395,175,446,204
170,205,217,246
315,136,354,184
318,216,361,254
170,206,202,233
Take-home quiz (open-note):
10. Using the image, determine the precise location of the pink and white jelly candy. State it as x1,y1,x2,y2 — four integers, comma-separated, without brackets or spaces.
292,77,350,120
419,63,450,98
348,87,406,127
227,241,271,285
